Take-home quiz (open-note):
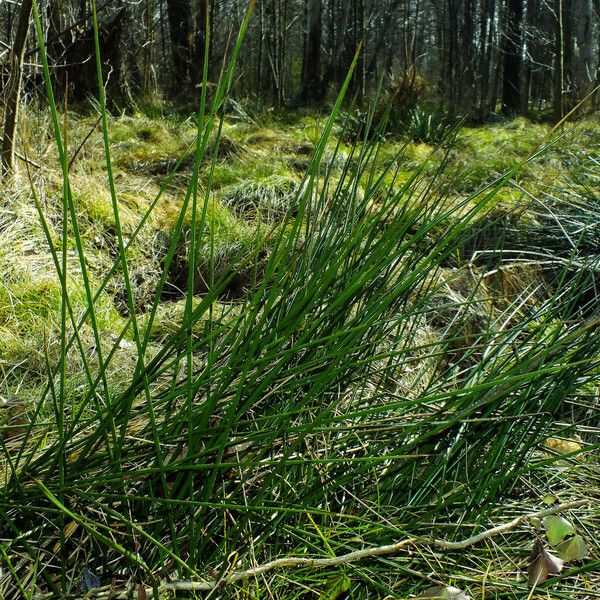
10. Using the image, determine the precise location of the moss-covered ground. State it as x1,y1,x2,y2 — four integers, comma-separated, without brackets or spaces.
2,110,597,378
0,107,598,598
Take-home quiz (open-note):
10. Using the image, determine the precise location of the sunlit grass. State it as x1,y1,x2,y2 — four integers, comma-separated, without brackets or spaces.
0,14,598,597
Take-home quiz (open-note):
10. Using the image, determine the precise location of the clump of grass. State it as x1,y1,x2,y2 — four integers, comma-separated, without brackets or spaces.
0,9,598,600
402,104,458,144
221,174,300,221
0,187,125,389
110,113,196,168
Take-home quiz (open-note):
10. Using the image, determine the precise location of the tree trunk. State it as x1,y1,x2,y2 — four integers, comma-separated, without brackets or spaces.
479,0,495,120
268,0,284,106
142,0,155,95
325,0,351,90
194,0,209,88
295,0,322,105
461,0,474,111
489,0,505,113
365,0,404,85
278,0,288,104
573,0,593,100
166,0,193,92
553,0,565,120
594,0,600,109
47,0,66,97
522,0,540,112
446,0,459,112
565,0,575,90
355,0,365,102
501,0,524,114
257,0,264,103
2,0,33,175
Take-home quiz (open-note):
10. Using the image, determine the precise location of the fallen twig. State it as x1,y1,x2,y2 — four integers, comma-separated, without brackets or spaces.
0,135,43,169
82,499,586,598
68,115,102,171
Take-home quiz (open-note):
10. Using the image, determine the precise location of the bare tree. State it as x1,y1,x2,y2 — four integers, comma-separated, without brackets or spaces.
502,0,524,113
166,0,194,90
573,0,593,99
194,0,209,86
295,0,322,105
1,0,598,118
2,0,33,175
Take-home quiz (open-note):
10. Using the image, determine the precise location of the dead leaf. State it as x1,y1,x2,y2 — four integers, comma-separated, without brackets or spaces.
541,493,558,506
543,437,582,456
53,520,79,553
528,539,564,586
421,585,471,600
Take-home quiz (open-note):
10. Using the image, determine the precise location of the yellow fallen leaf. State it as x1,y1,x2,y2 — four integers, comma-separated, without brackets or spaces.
543,437,582,456
53,520,79,553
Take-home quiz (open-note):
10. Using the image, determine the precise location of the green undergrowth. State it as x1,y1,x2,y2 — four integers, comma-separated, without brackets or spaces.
0,21,599,597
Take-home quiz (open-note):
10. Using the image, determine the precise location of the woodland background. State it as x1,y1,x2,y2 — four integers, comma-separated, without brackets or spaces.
1,0,600,118
0,1,599,598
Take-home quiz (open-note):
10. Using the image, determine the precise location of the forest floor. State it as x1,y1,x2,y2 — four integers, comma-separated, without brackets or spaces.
4,108,599,356
0,105,599,598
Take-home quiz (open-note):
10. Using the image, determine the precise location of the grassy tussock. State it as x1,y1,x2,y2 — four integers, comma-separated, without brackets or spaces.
0,50,599,596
